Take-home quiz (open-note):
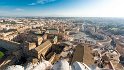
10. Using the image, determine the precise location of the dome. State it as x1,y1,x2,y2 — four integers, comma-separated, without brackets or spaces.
52,59,70,70
5,65,24,70
72,62,91,70
25,60,52,70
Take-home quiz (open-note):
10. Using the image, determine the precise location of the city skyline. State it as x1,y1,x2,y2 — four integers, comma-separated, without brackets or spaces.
0,0,124,17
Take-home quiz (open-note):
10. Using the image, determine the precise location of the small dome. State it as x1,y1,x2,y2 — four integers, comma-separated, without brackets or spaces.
25,60,52,70
5,65,24,70
52,59,70,70
72,62,91,70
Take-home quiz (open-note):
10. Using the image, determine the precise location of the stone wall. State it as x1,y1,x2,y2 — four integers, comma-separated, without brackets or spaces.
0,39,20,51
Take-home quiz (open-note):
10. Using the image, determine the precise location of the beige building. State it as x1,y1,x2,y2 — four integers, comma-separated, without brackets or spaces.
115,37,124,56
32,40,52,59
36,36,43,46
72,44,94,66
23,42,36,56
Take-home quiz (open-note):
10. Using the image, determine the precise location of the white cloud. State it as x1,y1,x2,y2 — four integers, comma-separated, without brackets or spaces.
28,0,56,5
37,0,56,4
28,3,36,5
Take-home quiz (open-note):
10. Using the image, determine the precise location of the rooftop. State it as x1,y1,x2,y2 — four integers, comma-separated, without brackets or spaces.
72,44,94,66
34,40,52,53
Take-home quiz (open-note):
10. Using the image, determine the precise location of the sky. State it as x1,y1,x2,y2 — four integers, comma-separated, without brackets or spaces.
0,0,124,17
